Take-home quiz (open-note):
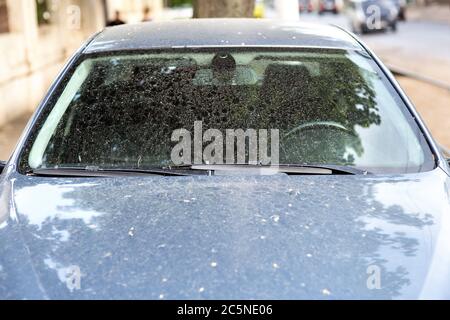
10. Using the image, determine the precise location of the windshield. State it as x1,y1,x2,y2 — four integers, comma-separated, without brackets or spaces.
19,48,434,174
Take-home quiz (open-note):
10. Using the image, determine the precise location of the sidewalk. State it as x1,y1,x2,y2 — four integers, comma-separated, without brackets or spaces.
407,4,450,25
397,76,450,149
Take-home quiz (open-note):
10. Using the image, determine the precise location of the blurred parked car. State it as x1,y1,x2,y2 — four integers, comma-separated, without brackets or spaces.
299,0,313,13
391,0,407,20
347,0,398,34
1,19,449,300
318,0,338,14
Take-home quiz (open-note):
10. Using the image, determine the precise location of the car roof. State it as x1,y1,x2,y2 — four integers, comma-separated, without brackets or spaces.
84,19,363,54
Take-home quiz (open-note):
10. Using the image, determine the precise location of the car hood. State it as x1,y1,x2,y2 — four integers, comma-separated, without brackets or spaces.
1,169,449,299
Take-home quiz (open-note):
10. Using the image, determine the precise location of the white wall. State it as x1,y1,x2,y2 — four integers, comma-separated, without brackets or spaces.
0,0,105,128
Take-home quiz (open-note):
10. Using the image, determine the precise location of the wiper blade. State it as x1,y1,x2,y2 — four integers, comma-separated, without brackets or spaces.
169,164,370,175
278,164,371,175
26,167,189,177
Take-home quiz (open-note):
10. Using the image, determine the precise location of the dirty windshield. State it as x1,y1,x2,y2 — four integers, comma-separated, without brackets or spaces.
20,49,434,174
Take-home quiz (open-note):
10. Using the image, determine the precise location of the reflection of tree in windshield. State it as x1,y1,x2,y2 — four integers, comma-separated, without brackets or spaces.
25,51,381,169
256,55,380,165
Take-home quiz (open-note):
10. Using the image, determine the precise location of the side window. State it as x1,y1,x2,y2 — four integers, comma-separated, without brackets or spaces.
0,0,9,33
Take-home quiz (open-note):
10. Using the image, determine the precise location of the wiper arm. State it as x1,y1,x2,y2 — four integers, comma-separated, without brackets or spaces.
26,167,189,177
168,164,371,175
278,164,371,175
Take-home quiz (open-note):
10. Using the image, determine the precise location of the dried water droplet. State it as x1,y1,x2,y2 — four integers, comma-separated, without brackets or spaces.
322,288,331,296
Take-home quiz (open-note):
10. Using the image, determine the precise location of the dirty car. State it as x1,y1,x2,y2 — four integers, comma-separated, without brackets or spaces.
0,19,449,300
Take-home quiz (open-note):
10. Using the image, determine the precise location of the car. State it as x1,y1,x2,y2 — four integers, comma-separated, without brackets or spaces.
318,0,338,14
299,0,313,13
0,19,449,300
347,0,398,34
391,0,407,20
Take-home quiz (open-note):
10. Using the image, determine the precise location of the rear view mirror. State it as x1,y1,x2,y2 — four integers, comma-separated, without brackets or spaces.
0,161,6,174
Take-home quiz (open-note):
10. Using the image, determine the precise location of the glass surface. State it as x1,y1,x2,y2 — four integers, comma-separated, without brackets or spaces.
19,49,434,174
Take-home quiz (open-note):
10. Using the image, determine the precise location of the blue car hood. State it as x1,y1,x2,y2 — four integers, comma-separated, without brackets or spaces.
0,169,449,299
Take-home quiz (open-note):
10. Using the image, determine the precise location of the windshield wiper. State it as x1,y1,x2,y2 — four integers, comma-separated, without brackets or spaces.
277,164,371,175
168,164,371,175
27,164,370,177
26,167,190,177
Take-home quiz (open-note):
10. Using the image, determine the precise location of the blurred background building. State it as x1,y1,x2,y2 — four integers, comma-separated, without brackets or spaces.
0,0,449,159
0,0,165,128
